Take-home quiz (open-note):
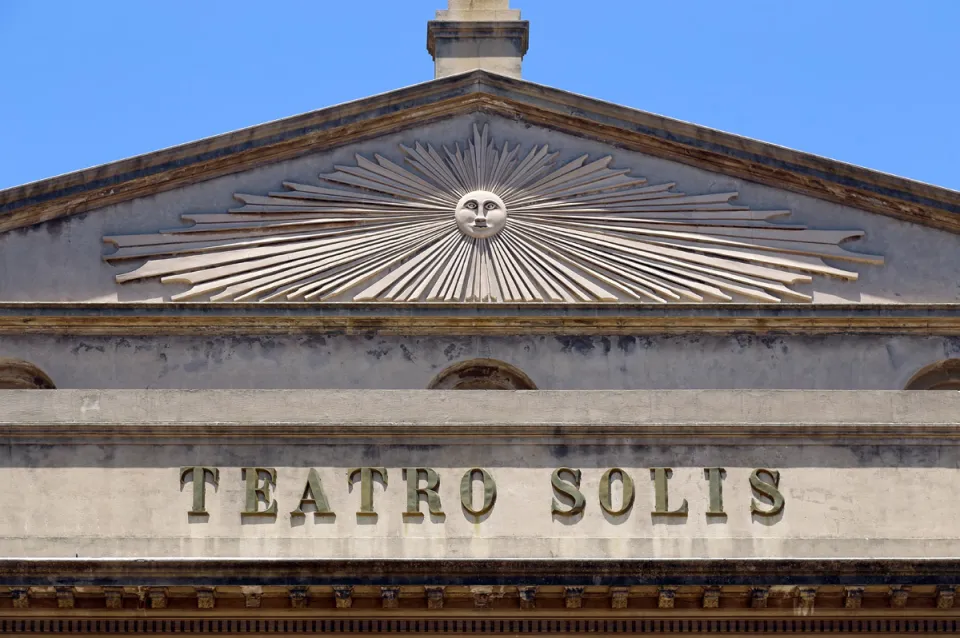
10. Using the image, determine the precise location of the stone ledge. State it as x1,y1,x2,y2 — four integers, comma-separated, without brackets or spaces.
0,389,958,441
3,558,960,587
1,302,960,336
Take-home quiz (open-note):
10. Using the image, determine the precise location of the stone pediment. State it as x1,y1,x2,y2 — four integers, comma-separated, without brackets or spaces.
102,124,881,304
1,71,959,238
0,71,959,331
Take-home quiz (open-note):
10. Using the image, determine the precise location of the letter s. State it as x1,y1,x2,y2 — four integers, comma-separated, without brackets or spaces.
750,468,784,516
551,468,585,516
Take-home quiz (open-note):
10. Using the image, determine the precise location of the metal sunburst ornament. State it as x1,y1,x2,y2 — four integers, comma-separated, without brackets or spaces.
104,124,882,302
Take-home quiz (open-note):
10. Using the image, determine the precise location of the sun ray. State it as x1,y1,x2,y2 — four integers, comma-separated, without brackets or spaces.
104,125,882,302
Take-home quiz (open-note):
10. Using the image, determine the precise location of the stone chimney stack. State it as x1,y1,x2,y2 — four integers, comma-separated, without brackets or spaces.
427,0,529,79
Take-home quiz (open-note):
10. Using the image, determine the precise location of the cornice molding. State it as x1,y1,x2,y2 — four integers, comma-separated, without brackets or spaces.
1,72,958,236
427,21,530,56
0,303,959,335
1,389,958,441
2,557,960,586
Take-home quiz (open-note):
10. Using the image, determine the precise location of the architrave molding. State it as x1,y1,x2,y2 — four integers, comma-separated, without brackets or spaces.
1,71,958,236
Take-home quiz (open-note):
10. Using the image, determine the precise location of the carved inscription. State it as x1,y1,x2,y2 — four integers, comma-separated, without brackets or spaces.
178,466,784,523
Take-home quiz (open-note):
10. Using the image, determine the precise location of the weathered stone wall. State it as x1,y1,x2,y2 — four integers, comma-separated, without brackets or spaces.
1,390,958,562
0,333,957,390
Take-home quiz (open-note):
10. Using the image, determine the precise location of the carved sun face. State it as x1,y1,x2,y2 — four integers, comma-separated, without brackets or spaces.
105,124,880,303
455,190,507,239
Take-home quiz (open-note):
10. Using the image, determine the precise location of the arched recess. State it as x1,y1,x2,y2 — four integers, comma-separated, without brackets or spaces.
904,359,960,390
0,358,56,389
428,358,537,390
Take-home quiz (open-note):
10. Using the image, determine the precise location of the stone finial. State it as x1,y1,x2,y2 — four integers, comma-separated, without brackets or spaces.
381,586,401,609
471,586,493,609
702,586,721,609
564,586,584,609
750,587,769,609
610,587,629,609
658,586,677,609
289,587,309,609
56,587,75,609
936,586,956,609
197,588,216,610
428,1,529,79
104,587,124,610
11,587,29,609
425,586,445,610
241,586,262,609
843,587,864,609
333,586,354,609
889,585,910,608
438,0,520,20
518,586,537,610
149,589,168,610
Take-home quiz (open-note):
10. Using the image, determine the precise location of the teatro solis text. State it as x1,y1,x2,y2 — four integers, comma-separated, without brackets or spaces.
178,466,785,521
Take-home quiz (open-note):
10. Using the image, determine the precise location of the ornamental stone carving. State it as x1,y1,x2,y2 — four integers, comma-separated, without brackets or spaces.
104,125,881,303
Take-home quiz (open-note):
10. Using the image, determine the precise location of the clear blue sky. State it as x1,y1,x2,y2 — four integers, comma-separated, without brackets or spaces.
1,0,958,191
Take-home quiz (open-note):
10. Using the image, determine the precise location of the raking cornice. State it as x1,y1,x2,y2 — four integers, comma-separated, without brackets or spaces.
1,71,959,236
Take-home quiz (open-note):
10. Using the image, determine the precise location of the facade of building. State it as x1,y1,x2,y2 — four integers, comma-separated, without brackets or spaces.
1,1,960,635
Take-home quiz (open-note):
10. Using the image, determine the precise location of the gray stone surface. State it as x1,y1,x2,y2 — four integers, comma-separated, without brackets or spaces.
0,332,958,390
2,114,958,305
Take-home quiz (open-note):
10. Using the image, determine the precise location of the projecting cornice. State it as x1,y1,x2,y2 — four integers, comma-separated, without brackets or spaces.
1,303,960,335
1,71,959,235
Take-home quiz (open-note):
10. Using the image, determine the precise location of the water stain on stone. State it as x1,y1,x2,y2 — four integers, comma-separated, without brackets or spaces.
556,336,595,355
70,343,106,355
366,346,391,360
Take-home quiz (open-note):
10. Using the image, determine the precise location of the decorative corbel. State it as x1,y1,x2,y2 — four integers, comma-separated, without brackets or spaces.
241,586,262,609
425,586,445,610
797,587,817,612
750,587,769,609
289,586,309,609
844,587,864,609
889,586,910,608
518,586,537,610
936,586,956,609
564,586,584,609
381,586,401,609
333,586,354,609
104,587,124,610
658,586,677,609
610,586,629,609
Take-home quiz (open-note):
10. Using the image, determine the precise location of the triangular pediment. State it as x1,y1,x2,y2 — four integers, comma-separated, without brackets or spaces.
0,71,959,320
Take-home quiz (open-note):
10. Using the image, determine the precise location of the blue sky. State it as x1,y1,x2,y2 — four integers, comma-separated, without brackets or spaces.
1,0,958,191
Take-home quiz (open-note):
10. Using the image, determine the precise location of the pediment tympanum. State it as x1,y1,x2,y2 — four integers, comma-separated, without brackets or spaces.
103,125,882,303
